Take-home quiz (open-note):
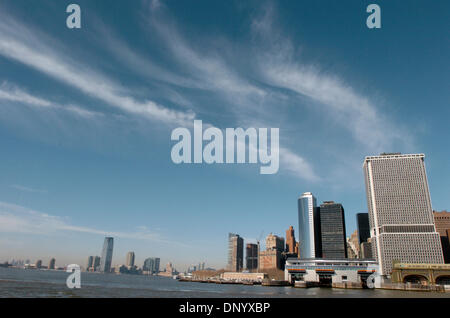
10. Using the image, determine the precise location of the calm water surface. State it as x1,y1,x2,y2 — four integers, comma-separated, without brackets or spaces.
0,267,449,298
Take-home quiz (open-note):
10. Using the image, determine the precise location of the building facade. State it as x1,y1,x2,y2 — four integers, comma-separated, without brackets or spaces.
246,243,258,270
285,258,379,286
99,237,114,273
259,233,285,271
143,257,160,274
87,256,94,270
285,226,296,253
298,192,321,258
48,258,55,270
227,233,244,272
259,249,283,271
433,210,450,263
363,153,444,276
93,256,100,271
357,213,370,244
319,201,347,259
347,230,360,259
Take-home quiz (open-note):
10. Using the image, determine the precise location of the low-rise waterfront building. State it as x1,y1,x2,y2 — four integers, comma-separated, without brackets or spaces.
221,272,267,282
391,263,450,285
285,258,378,287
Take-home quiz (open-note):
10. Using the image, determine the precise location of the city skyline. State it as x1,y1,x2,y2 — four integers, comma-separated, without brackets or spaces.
0,1,449,270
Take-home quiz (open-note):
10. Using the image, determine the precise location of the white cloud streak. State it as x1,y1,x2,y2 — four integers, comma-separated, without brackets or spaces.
251,6,408,152
0,82,101,119
0,201,187,246
10,184,48,194
0,14,195,126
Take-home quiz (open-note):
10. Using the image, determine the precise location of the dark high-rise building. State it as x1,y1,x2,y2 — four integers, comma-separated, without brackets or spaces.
126,251,135,267
48,258,55,270
246,243,258,270
143,257,160,274
93,256,101,270
356,213,370,244
100,237,114,273
318,201,347,259
87,256,94,270
285,226,296,253
35,260,42,269
227,233,244,271
433,210,450,263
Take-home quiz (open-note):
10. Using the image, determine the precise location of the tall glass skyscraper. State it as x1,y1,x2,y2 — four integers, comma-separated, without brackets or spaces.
364,153,444,276
297,192,320,258
99,237,114,273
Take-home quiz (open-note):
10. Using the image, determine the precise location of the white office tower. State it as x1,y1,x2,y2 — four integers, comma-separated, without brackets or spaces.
363,153,444,276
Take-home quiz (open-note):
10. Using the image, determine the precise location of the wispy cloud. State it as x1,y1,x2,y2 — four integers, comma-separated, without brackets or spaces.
0,82,101,119
0,201,187,246
250,5,410,152
10,184,48,194
0,13,195,127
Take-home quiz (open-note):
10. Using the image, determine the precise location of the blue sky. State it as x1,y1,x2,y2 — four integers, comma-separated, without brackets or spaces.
0,0,448,271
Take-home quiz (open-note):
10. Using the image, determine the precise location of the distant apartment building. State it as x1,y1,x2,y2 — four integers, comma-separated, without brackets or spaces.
246,243,258,270
356,212,371,258
99,237,114,273
433,210,450,263
319,201,347,259
298,192,321,258
364,153,444,276
266,233,285,252
93,256,100,271
87,256,94,270
35,260,42,269
126,251,135,268
48,258,55,270
227,233,244,272
143,257,160,274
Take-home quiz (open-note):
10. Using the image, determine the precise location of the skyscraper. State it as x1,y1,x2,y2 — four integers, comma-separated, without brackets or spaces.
363,153,444,276
297,192,321,258
227,233,243,272
318,201,347,259
48,258,55,270
99,237,114,273
285,226,297,253
143,257,160,274
87,256,94,270
126,251,135,267
356,213,370,244
246,243,258,270
93,256,101,271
